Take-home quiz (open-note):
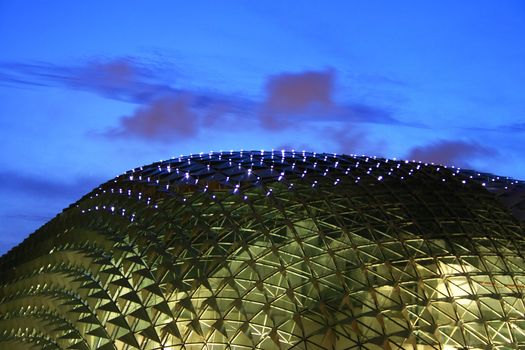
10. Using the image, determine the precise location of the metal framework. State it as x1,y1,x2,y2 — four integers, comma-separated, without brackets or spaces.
1,150,524,349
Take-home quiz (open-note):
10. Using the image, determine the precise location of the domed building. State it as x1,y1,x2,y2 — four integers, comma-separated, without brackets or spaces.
1,150,524,350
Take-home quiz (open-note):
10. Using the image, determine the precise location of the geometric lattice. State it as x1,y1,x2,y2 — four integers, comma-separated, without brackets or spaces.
1,150,524,349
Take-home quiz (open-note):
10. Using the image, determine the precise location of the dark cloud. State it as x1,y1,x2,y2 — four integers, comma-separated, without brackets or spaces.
259,69,398,129
0,58,249,142
98,67,398,142
1,58,402,142
105,94,199,141
0,170,104,201
406,140,496,167
260,69,335,129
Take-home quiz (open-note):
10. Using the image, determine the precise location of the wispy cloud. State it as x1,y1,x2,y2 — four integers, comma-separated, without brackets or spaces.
258,69,397,129
406,140,496,167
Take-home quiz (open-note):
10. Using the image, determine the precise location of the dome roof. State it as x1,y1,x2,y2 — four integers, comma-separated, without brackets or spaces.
1,151,524,349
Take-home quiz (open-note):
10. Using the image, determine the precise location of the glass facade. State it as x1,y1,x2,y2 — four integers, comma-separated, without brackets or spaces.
1,151,524,349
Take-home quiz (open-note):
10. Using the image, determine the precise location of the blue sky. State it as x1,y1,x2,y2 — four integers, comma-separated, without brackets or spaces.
1,1,524,255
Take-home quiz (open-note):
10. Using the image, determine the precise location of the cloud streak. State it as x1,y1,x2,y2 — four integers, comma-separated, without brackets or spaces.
0,58,174,103
500,122,525,133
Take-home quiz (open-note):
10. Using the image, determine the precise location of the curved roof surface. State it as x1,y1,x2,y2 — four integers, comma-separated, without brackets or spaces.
1,150,524,349
1,150,524,262
113,150,525,222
